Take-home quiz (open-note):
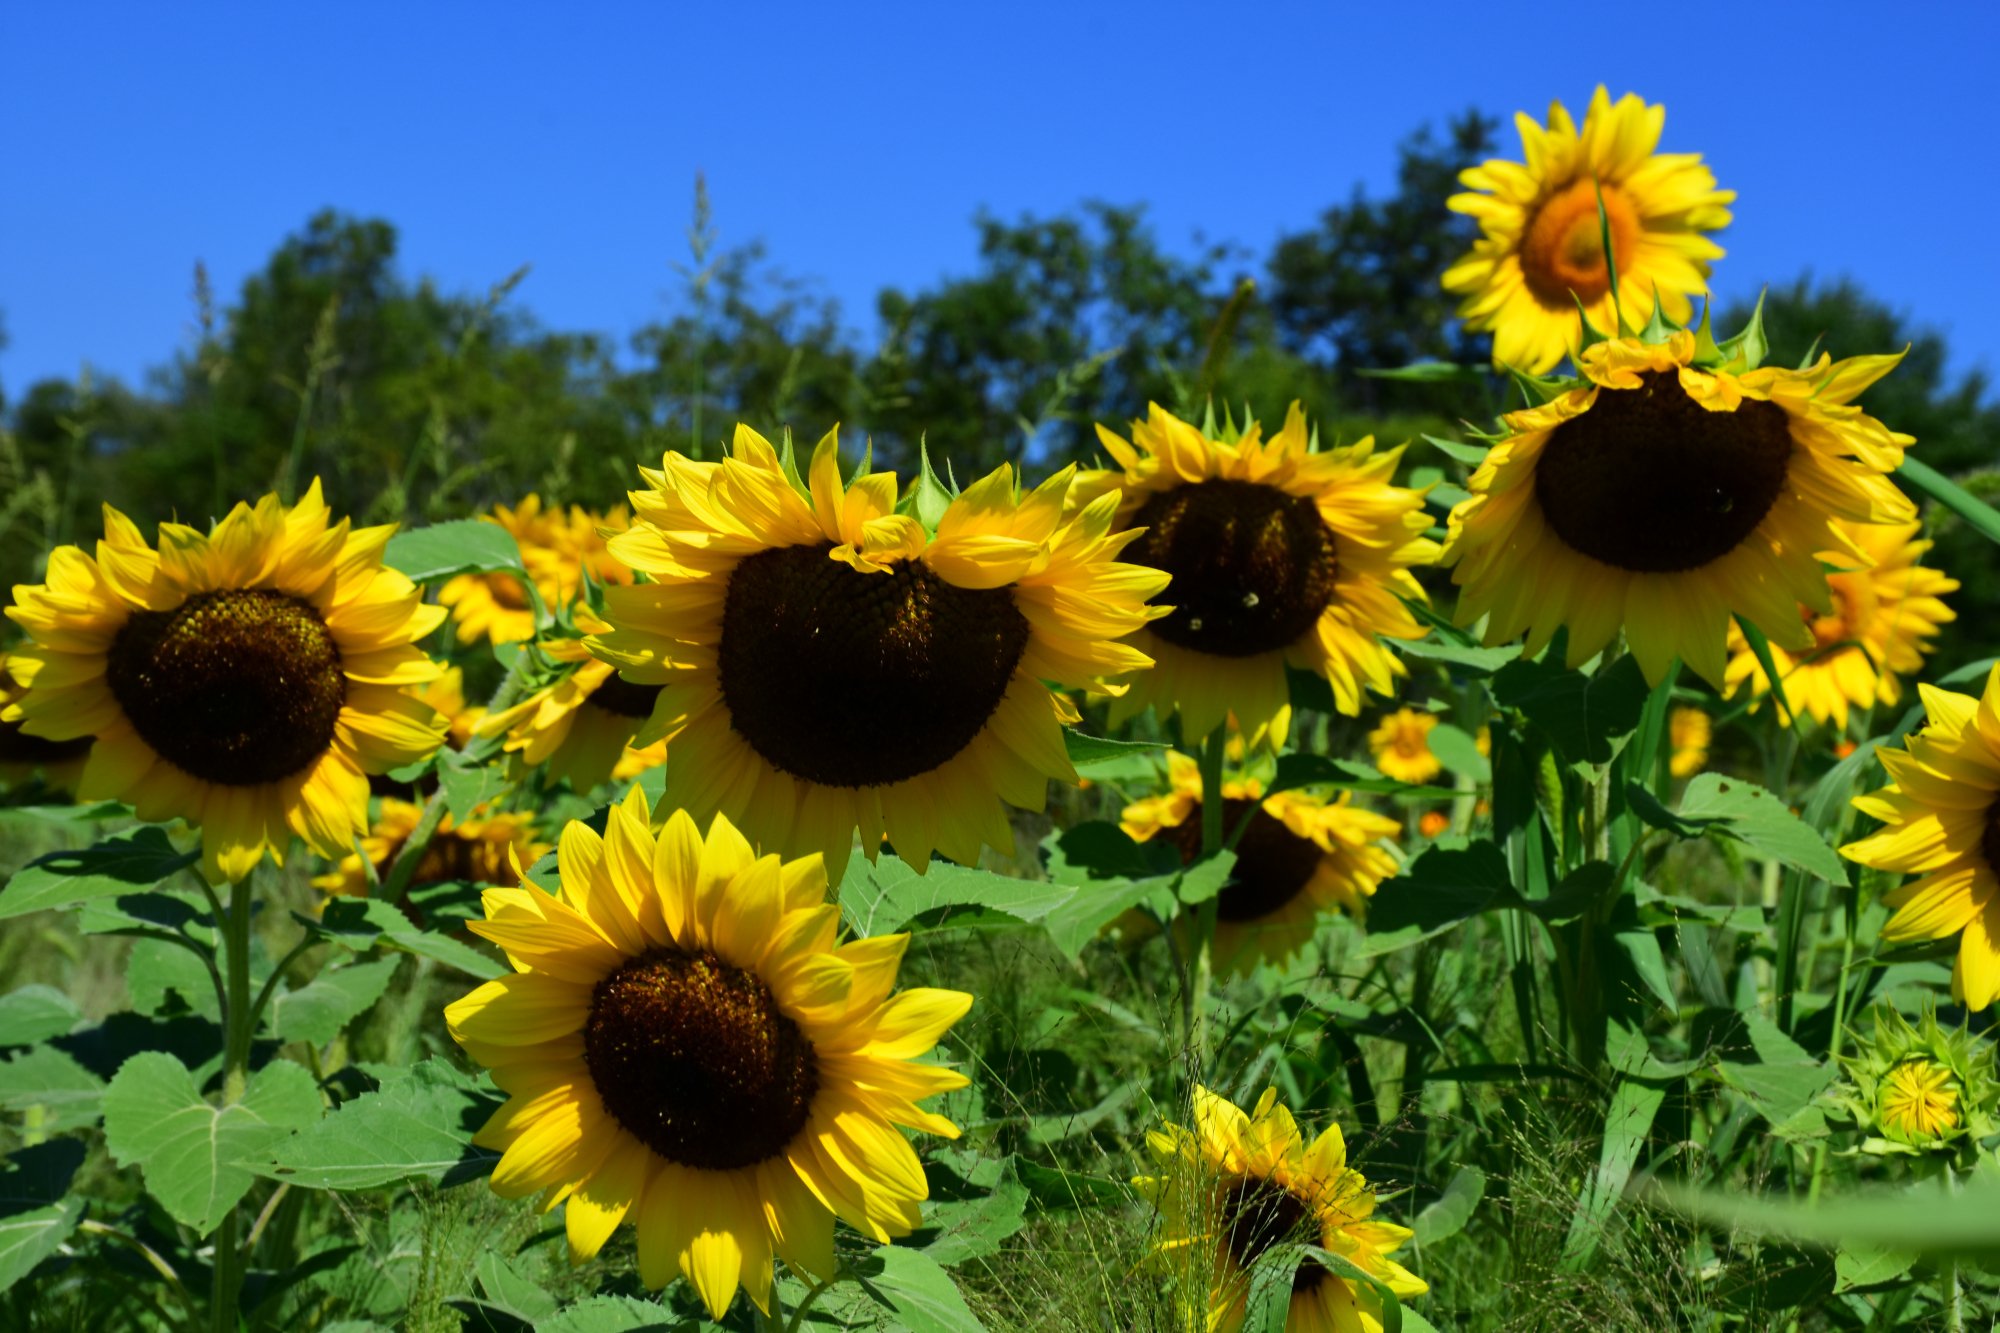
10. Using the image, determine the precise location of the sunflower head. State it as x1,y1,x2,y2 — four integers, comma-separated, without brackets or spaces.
1443,87,1735,373
1833,1003,1999,1154
439,496,633,646
476,614,666,793
1093,403,1436,748
445,788,970,1319
1365,708,1441,786
1668,706,1711,779
312,798,549,902
1136,1086,1425,1333
0,648,94,792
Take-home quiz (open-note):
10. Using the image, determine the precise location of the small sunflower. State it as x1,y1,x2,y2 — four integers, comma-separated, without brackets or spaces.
1121,752,1398,973
1724,519,1957,729
1443,331,1917,687
1136,1086,1426,1333
0,648,94,792
588,425,1166,874
1443,87,1735,373
1094,403,1436,748
312,797,549,900
1365,708,1441,785
445,789,970,1319
1841,666,2000,1010
415,665,488,749
3,483,446,881
439,496,633,645
476,612,667,791
1833,1003,1999,1155
1668,706,1711,779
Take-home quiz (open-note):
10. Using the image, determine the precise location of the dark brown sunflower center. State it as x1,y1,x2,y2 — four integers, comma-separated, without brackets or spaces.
717,542,1030,787
1534,370,1793,574
1162,797,1324,923
383,830,508,889
0,715,94,767
106,589,345,785
1981,802,2000,882
1128,479,1338,658
587,672,663,720
583,947,818,1171
1220,1176,1323,1293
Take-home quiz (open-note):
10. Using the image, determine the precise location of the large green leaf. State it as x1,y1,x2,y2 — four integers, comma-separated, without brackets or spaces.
0,827,198,921
316,897,504,980
0,985,83,1047
0,1139,85,1294
916,1156,1030,1267
0,1045,105,1131
260,1058,500,1191
266,957,402,1046
536,1295,678,1332
383,520,525,583
858,1245,988,1332
1061,728,1166,777
837,852,1076,937
1368,843,1512,936
1491,653,1648,766
1676,774,1847,882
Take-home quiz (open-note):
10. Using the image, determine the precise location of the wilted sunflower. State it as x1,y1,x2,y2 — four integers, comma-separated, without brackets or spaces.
1443,331,1916,686
439,496,633,645
0,648,93,792
588,425,1166,873
313,797,549,900
1365,708,1441,785
1094,404,1436,748
1136,1086,1426,1333
1724,519,1957,729
1443,87,1735,373
446,789,970,1320
1668,706,1711,779
1842,666,2000,1010
476,612,667,791
1121,753,1398,973
3,483,446,881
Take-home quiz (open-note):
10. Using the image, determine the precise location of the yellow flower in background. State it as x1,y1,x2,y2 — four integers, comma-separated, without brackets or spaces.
589,425,1167,876
1367,708,1440,785
1842,666,2000,1011
414,665,487,749
1443,333,1916,687
445,791,970,1320
1668,707,1711,779
1443,88,1735,373
3,483,445,882
1136,1086,1426,1333
312,798,549,900
1724,519,1957,729
1878,1059,1960,1140
1120,752,1399,973
439,496,633,645
0,648,93,792
1094,404,1436,749
476,614,666,791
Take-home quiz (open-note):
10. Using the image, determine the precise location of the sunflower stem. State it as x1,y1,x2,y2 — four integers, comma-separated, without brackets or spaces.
382,784,451,909
212,872,256,1333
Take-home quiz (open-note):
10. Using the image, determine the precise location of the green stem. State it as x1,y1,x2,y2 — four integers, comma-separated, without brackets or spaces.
1807,872,1861,1204
380,785,450,909
212,874,255,1332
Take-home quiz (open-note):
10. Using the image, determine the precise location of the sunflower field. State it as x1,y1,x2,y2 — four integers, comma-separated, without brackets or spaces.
5,87,2000,1333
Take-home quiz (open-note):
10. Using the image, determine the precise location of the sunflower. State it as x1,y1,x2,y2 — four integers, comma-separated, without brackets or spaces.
1879,1061,1959,1141
1120,752,1398,973
1841,666,2000,1011
439,496,633,645
476,611,667,791
1136,1085,1426,1333
1093,404,1436,749
1442,331,1917,687
588,424,1166,874
1365,708,1440,785
1443,87,1735,374
0,648,94,792
312,797,549,900
1668,706,1711,779
415,665,488,749
1723,519,1957,729
445,789,970,1319
3,483,445,882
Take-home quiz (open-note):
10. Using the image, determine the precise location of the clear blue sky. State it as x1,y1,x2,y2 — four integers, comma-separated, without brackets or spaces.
3,1,1995,398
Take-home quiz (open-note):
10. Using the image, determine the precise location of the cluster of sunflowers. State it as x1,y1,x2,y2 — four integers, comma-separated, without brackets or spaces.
3,87,1996,1332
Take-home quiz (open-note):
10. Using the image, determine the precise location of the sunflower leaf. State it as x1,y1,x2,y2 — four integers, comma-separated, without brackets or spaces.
265,957,402,1047
1267,753,1457,802
0,985,82,1048
383,519,525,583
0,827,199,922
1676,773,1848,883
837,852,1076,938
855,1244,988,1332
0,1139,86,1295
259,1058,500,1191
1491,653,1648,767
1061,729,1165,773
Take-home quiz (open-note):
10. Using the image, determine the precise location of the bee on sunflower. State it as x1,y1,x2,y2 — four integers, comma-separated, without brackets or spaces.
0,647,94,793
1091,403,1437,750
1443,87,1735,373
3,483,446,882
312,798,549,901
446,787,970,1320
439,495,633,645
586,424,1167,875
475,609,667,792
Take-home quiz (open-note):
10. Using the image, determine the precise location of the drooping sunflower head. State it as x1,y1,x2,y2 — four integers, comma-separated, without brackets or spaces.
1668,706,1711,779
445,788,971,1320
3,483,446,882
1842,666,2000,1010
312,797,549,901
476,612,666,792
587,424,1167,875
1444,329,1918,687
1365,708,1441,785
1136,1086,1425,1333
1833,1003,1999,1153
1443,87,1735,373
1093,403,1436,748
1120,752,1399,973
439,496,634,645
1724,518,1958,730
0,648,94,792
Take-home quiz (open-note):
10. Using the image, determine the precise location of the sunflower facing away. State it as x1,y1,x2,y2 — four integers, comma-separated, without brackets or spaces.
1842,666,2000,1011
1365,708,1441,785
1121,753,1398,973
0,648,94,792
1443,87,1735,373
1442,331,1917,687
439,495,633,645
588,424,1167,874
445,788,970,1319
1136,1086,1425,1333
312,797,549,900
477,610,668,791
3,483,446,881
1723,518,1957,729
1093,403,1436,749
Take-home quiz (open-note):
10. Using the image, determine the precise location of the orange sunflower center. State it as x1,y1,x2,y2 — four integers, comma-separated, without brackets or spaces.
1535,371,1793,573
1520,177,1640,307
1806,579,1860,650
584,947,819,1171
106,589,345,785
718,542,1030,787
1129,479,1339,658
587,671,664,720
1164,797,1324,923
1220,1176,1324,1293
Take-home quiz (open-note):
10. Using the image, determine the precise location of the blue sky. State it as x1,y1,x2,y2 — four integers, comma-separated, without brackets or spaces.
3,1,1995,398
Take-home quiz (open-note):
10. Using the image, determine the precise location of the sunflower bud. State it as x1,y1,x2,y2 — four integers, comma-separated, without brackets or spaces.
1832,1003,1999,1156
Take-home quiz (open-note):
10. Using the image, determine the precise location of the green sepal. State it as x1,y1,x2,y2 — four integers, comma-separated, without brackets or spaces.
1714,289,1770,374
908,436,956,533
776,425,810,498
